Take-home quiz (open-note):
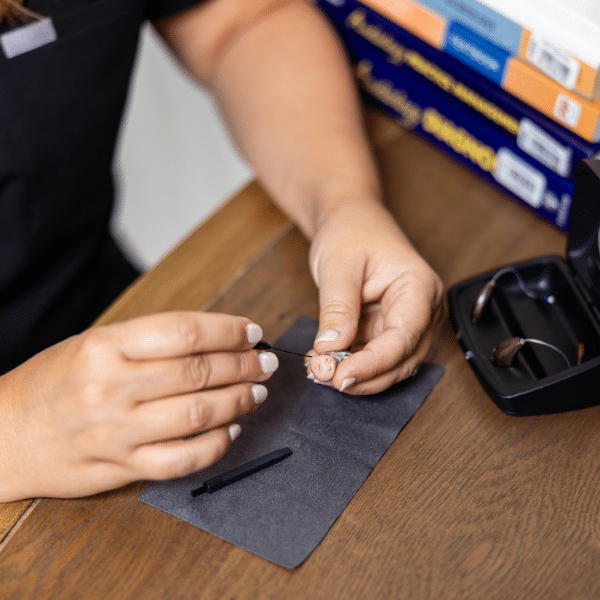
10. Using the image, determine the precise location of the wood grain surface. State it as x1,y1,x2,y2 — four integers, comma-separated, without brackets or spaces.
1,113,599,600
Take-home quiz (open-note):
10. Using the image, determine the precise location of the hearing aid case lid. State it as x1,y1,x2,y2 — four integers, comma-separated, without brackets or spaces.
448,158,600,415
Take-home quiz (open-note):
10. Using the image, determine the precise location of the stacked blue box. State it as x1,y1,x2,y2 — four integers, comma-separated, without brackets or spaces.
416,0,600,102
315,0,598,230
355,37,573,230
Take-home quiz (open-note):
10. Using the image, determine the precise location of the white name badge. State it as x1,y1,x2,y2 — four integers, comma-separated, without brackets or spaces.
1,17,57,59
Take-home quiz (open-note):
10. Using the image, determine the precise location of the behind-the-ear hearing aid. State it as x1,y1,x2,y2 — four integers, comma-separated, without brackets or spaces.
471,267,556,323
492,337,584,368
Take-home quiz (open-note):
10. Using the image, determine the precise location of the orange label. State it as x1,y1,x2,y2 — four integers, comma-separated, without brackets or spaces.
360,0,447,49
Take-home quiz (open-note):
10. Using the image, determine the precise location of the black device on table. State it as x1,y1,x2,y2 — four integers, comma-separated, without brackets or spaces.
448,158,600,415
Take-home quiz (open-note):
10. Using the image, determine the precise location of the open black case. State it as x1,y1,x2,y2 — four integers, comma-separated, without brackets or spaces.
448,158,600,415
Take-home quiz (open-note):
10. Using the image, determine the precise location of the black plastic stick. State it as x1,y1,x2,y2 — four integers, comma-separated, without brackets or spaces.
191,447,293,497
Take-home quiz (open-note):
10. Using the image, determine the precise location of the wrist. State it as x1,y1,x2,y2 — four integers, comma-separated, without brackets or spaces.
306,183,385,239
310,189,403,242
0,372,31,502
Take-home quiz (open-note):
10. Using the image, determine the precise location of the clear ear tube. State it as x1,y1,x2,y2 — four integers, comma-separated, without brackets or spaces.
471,267,556,323
491,337,580,369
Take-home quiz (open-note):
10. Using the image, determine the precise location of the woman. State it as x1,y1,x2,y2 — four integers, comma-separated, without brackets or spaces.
0,0,443,501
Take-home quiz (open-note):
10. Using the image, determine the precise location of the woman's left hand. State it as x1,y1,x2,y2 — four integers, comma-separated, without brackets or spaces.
308,198,444,395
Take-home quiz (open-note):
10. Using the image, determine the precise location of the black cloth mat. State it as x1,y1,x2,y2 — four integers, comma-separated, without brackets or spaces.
139,316,444,568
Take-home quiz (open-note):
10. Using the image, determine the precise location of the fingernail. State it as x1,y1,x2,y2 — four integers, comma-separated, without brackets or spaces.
229,423,242,441
259,352,278,373
251,384,268,404
339,377,356,392
246,323,263,344
307,372,315,380
315,328,340,343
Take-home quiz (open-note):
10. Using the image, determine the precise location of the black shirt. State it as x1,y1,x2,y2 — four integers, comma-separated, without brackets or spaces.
0,0,204,372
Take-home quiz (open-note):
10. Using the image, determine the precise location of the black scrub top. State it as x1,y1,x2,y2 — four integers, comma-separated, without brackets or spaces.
0,0,205,373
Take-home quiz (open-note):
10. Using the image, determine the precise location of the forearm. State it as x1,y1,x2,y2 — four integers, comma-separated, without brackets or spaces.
160,0,382,239
156,1,443,395
210,1,381,238
0,372,29,502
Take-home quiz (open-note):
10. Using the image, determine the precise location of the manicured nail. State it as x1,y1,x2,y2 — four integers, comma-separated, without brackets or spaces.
339,377,356,392
229,423,242,441
307,372,315,380
246,323,263,344
259,352,278,373
315,328,340,343
251,384,268,404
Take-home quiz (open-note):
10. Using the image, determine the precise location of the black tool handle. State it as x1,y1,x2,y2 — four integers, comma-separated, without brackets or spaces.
255,340,272,351
191,447,293,497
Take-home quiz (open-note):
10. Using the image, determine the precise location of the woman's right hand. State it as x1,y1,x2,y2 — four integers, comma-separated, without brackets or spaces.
0,312,278,502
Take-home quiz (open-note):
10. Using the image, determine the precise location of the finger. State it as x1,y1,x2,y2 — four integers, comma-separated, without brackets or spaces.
129,424,241,481
331,312,440,393
313,305,381,351
333,345,427,395
102,312,263,360
330,328,414,385
340,275,441,380
129,383,267,444
352,304,385,345
312,253,362,354
120,349,278,401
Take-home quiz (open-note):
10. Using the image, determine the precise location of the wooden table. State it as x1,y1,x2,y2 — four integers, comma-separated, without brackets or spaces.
1,113,599,599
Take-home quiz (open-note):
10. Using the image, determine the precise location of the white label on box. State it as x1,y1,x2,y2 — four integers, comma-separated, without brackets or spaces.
553,93,582,128
542,190,559,213
556,193,572,228
0,18,56,59
517,118,572,177
493,148,546,208
526,37,580,90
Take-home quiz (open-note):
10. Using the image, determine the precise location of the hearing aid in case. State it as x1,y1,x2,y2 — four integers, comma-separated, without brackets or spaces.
447,158,600,415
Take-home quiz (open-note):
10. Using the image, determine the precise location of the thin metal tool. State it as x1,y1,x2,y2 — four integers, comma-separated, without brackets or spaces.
255,340,311,358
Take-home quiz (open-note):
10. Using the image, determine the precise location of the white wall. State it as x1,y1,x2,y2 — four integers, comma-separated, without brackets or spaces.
111,23,254,271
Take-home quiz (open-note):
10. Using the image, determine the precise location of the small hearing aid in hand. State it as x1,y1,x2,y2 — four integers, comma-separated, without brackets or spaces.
306,351,352,385
492,337,584,368
471,267,555,324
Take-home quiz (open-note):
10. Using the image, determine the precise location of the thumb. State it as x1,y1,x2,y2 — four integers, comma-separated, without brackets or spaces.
313,260,362,353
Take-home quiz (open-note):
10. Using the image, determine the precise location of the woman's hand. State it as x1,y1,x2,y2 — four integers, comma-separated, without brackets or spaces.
308,199,444,395
0,312,278,501
156,1,442,395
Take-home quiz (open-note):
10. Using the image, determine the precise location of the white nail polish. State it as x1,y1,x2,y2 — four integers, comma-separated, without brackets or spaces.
259,352,278,373
315,328,340,343
251,384,268,404
229,423,242,441
246,323,263,344
307,372,315,380
339,377,356,392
